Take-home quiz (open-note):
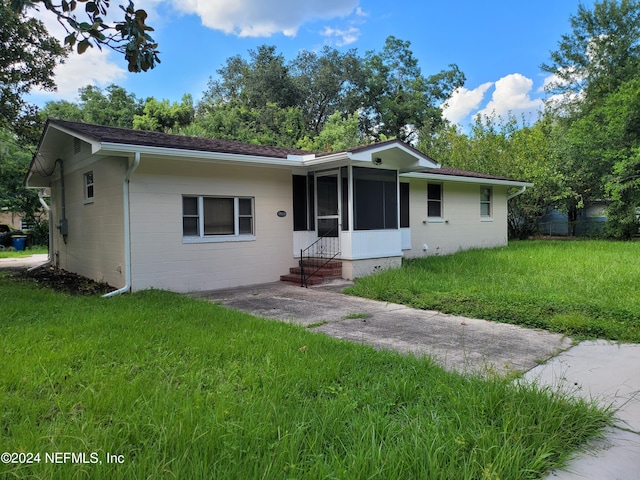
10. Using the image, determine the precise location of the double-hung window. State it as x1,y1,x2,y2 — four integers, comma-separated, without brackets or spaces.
84,171,94,203
183,196,254,242
427,183,443,219
480,187,492,219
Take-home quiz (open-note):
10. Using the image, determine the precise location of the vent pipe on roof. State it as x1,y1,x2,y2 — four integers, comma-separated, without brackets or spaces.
103,152,140,298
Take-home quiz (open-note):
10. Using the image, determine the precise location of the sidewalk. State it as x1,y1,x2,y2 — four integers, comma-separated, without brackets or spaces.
524,341,640,479
0,253,48,270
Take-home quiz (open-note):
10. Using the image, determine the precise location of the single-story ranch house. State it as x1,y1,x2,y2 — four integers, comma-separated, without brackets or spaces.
26,119,532,294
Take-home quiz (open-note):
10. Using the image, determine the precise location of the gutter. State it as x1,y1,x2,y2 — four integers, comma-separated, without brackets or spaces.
103,152,140,298
507,185,528,200
403,171,533,188
27,189,53,272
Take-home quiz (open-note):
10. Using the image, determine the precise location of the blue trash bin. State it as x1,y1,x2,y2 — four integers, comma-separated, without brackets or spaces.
12,236,26,251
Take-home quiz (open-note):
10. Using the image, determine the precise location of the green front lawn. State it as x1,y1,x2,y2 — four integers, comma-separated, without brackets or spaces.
0,272,610,479
346,240,640,342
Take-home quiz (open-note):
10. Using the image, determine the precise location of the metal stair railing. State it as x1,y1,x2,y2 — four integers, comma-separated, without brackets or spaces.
299,228,340,287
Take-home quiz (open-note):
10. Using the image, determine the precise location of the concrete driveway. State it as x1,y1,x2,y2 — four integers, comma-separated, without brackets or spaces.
192,280,572,376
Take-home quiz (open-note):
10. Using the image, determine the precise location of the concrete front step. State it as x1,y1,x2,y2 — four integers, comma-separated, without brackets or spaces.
280,258,343,286
288,266,342,277
279,273,326,286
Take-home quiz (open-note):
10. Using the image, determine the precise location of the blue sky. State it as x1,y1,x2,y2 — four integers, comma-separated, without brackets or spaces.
29,0,597,127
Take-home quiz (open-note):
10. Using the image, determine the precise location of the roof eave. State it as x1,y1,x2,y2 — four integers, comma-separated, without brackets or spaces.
402,171,533,187
99,142,305,167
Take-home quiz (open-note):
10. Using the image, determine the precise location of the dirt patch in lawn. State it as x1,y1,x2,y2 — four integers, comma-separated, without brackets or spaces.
17,266,115,296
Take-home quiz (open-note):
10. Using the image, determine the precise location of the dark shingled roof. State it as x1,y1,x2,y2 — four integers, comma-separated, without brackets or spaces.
45,120,527,184
49,119,314,159
419,166,522,183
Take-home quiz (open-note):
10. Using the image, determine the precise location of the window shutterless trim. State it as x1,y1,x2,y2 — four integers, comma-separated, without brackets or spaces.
182,195,255,242
480,186,492,218
427,183,443,219
84,171,94,204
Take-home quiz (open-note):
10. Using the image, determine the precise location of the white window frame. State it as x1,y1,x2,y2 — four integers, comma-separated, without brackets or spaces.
480,186,493,221
84,171,94,204
427,183,444,221
182,195,255,243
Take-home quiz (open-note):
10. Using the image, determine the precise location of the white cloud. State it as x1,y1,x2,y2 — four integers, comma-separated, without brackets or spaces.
354,6,368,17
442,82,493,124
321,26,360,46
25,6,127,101
476,73,543,120
171,0,360,37
39,49,128,100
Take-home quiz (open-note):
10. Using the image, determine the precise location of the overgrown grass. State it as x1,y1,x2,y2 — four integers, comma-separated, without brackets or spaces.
0,273,611,479
346,240,640,342
0,246,48,258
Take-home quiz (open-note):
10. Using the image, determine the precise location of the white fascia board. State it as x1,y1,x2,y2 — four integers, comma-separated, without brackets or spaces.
48,123,102,154
402,171,533,187
348,143,440,169
98,142,305,167
300,152,350,167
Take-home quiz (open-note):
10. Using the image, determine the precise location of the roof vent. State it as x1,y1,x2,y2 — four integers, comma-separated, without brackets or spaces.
74,137,82,155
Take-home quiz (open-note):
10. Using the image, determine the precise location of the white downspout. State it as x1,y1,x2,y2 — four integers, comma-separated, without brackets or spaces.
103,152,140,297
27,189,53,271
507,185,528,200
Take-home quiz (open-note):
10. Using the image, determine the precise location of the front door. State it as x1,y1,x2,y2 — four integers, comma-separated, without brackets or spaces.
316,171,340,238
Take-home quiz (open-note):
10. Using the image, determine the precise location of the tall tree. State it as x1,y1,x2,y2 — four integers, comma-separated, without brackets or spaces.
134,95,195,132
362,36,464,143
202,45,300,110
297,111,364,152
419,114,568,238
0,128,42,224
542,0,640,108
0,0,66,143
543,0,640,237
40,84,143,128
290,47,364,134
11,0,159,72
79,84,143,127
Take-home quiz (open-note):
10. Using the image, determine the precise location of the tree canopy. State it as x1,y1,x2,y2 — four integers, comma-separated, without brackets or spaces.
543,0,640,237
7,1,639,240
1,0,66,143
10,0,160,72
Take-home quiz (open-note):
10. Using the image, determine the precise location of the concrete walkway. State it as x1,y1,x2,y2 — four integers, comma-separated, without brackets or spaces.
524,341,640,479
4,257,639,478
194,281,640,479
192,280,572,376
0,253,48,270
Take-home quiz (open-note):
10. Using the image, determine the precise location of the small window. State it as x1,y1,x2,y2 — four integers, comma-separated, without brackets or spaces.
400,182,410,228
183,196,254,241
480,187,492,217
238,198,253,234
427,183,442,218
84,172,94,202
182,197,199,236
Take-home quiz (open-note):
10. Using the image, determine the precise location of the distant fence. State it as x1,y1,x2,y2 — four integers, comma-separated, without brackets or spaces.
536,220,606,237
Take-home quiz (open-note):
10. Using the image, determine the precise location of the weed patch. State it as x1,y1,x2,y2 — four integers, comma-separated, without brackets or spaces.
346,241,640,342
